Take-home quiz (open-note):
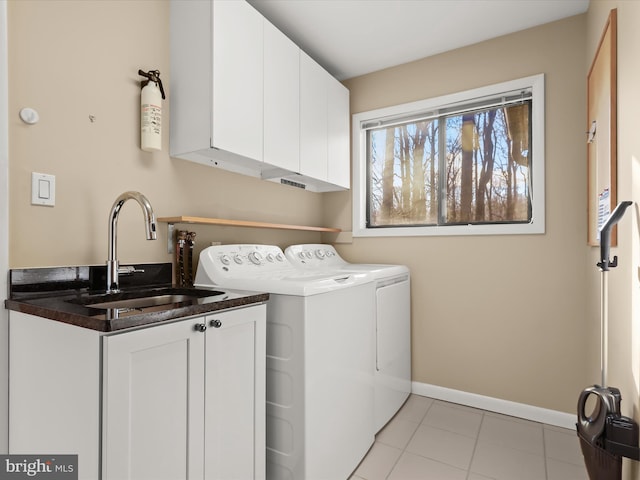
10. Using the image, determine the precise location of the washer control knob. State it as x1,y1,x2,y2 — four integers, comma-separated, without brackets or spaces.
248,252,263,265
219,255,231,265
276,253,284,262
315,249,325,259
210,319,222,328
298,252,306,260
266,253,275,262
326,250,336,257
233,255,243,265
305,251,313,259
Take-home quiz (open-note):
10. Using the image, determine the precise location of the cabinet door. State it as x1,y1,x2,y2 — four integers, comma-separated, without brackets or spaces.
103,319,206,480
327,77,350,188
264,20,300,173
212,0,263,161
205,305,266,480
9,312,101,480
300,51,328,181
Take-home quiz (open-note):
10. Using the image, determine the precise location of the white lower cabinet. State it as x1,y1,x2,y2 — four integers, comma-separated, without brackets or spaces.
204,308,266,480
102,318,206,480
9,304,266,480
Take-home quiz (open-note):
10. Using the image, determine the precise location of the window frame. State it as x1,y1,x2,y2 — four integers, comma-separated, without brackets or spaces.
352,74,545,237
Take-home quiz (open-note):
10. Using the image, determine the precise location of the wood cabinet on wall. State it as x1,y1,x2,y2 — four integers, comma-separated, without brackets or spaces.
170,0,350,192
9,305,266,480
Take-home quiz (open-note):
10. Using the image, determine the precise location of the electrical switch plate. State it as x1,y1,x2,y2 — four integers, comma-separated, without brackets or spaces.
31,172,55,206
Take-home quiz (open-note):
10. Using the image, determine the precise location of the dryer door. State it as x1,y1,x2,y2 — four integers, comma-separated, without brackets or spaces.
376,278,410,372
375,277,411,432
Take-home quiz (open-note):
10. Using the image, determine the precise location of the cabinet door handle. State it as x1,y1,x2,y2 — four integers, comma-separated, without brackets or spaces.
210,319,222,328
195,323,207,332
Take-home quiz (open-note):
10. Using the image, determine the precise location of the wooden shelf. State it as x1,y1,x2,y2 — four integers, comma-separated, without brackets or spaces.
158,216,341,233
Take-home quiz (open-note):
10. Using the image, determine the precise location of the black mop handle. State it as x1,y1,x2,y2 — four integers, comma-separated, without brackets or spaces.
598,201,633,271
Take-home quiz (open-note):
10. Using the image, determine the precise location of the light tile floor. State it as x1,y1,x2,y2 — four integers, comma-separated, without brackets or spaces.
351,394,588,480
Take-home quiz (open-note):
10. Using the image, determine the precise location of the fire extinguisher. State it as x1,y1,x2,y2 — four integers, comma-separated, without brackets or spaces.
138,69,166,152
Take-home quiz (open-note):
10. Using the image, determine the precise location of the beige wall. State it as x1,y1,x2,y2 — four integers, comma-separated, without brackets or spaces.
587,1,640,478
9,0,635,438
332,15,590,414
8,0,324,270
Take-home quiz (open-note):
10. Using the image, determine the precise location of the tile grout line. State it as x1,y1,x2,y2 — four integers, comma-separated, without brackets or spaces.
542,425,549,480
465,411,486,480
359,396,581,480
383,398,435,480
542,424,549,480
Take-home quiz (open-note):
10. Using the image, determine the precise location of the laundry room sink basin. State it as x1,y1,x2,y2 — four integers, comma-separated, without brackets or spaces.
85,293,208,309
68,287,226,311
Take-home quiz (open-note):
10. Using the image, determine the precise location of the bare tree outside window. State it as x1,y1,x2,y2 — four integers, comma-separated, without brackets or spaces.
367,101,532,228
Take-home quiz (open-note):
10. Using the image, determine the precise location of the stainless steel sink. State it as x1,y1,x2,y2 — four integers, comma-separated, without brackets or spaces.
69,287,226,311
86,293,210,310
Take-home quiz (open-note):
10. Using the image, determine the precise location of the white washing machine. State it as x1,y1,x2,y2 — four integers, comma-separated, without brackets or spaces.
195,244,375,480
285,244,411,433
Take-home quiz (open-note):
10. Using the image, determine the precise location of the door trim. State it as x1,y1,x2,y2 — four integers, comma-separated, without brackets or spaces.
0,0,10,454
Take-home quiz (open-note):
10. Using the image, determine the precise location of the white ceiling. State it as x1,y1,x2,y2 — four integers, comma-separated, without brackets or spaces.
247,0,590,80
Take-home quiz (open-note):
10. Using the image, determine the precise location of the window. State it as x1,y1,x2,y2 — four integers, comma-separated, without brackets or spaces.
352,74,545,237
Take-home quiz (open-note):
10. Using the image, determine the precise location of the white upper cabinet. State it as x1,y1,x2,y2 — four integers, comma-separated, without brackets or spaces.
170,0,350,192
212,0,263,161
169,0,211,157
328,77,350,188
264,20,300,174
300,51,329,182
300,53,351,190
170,0,264,176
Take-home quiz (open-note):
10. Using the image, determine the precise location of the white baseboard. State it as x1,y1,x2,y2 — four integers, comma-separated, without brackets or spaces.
412,381,576,430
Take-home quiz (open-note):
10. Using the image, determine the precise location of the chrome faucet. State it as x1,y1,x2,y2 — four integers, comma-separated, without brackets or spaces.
106,191,157,293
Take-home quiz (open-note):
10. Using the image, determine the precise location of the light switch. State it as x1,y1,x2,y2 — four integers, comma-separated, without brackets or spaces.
31,172,55,206
38,179,50,198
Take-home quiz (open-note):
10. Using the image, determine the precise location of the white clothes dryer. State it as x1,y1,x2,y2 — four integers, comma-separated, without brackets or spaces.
195,244,375,480
285,244,411,433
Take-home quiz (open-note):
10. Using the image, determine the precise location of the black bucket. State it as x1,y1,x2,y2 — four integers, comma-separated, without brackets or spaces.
578,430,622,480
577,386,623,480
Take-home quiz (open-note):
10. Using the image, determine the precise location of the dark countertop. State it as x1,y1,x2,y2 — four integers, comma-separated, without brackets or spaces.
5,263,269,333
